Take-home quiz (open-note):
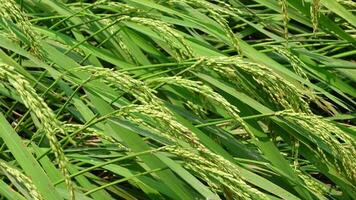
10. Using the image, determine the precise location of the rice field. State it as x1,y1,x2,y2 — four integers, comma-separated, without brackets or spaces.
0,0,355,199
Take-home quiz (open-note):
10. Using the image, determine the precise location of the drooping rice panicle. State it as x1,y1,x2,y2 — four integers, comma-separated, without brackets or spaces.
272,46,338,114
0,65,75,200
101,18,138,64
337,0,356,7
63,124,129,151
147,76,251,132
171,0,242,54
128,17,194,61
116,34,138,64
93,16,194,61
0,0,355,199
0,160,43,200
272,46,309,80
185,100,208,118
166,147,268,200
210,12,242,55
295,169,329,200
0,0,42,58
170,0,243,16
277,110,356,183
78,66,160,105
193,56,311,113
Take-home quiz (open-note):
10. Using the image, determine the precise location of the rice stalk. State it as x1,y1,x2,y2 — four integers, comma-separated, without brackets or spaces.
0,65,75,200
0,160,43,200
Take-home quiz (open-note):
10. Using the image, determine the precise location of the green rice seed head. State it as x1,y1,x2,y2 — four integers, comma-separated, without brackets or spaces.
170,0,244,16
311,0,321,34
295,169,329,199
0,65,75,200
278,0,289,45
195,56,311,113
337,0,356,7
80,66,160,105
277,111,356,183
122,104,201,146
171,0,241,54
117,33,138,64
271,47,337,113
0,160,43,200
272,46,308,80
64,124,129,151
210,11,241,55
147,76,250,130
122,17,194,61
119,103,263,199
0,0,42,58
101,19,138,64
185,100,208,118
166,147,268,200
98,15,194,61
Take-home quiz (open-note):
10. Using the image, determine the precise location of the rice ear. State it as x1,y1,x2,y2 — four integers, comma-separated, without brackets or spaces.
311,0,321,34
191,56,312,113
0,0,43,58
0,160,43,200
276,110,356,183
0,65,75,200
278,0,289,45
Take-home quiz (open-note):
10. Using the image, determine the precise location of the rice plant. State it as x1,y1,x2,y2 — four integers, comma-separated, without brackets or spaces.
0,0,355,199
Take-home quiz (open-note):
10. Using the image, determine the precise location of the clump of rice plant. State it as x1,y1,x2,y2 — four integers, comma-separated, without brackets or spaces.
82,67,267,198
0,0,355,199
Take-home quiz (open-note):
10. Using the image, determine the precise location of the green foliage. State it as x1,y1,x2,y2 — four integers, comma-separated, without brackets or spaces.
0,0,355,199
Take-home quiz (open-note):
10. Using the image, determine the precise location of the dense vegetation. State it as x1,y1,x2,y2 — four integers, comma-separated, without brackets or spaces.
0,0,355,199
